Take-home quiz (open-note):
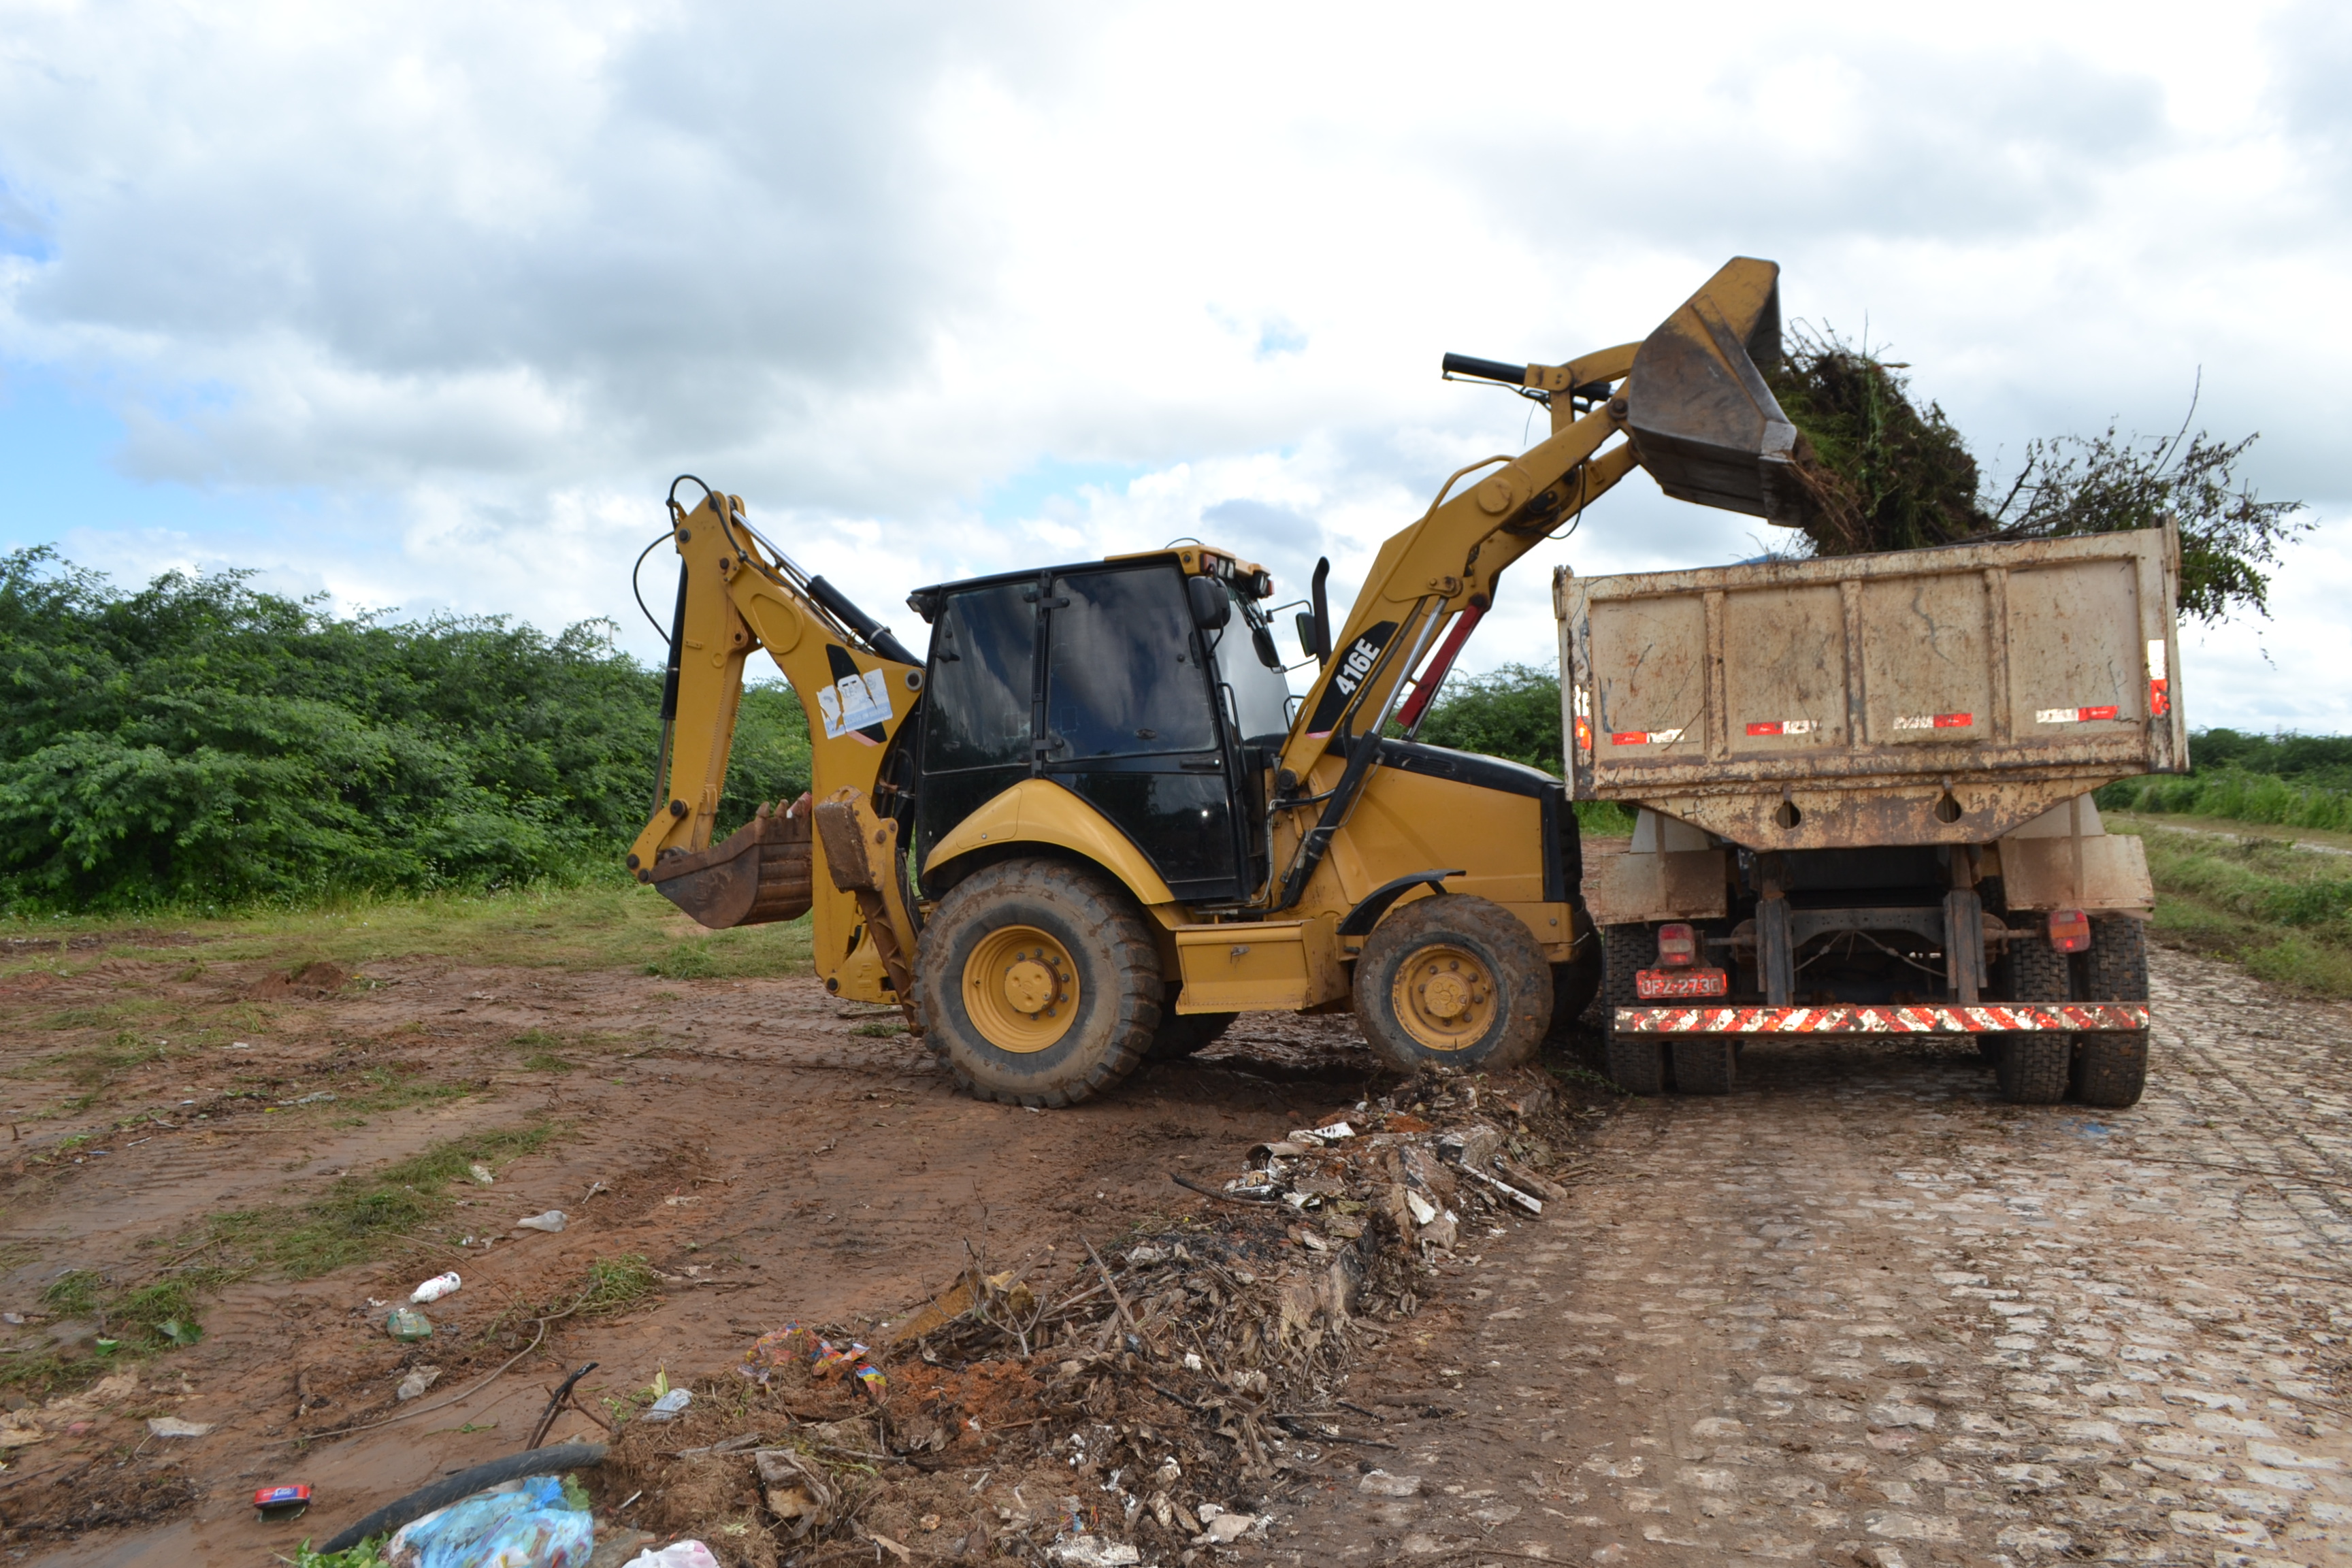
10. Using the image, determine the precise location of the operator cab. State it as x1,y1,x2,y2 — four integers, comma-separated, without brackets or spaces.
904,549,1293,905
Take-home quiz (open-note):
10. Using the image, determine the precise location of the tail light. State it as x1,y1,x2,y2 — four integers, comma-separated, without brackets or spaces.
2047,909,2092,953
1655,923,1699,967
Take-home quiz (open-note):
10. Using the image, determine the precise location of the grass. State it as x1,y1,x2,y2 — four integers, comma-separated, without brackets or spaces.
0,881,816,983
576,1254,661,1316
208,1121,559,1279
2121,823,2352,996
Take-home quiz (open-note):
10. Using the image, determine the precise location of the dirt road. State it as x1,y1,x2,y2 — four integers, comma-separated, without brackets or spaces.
1271,946,2352,1566
3,932,2349,1565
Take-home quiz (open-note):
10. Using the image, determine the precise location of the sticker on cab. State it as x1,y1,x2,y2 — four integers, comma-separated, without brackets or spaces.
817,668,894,738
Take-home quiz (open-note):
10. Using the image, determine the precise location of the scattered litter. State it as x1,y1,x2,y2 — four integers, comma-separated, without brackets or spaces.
1358,1469,1422,1497
642,1387,692,1422
253,1484,312,1522
1404,1190,1438,1226
0,1312,20,1326
514,1210,568,1233
621,1544,719,1568
397,1367,442,1401
227,1041,251,1049
1313,1120,1356,1140
1193,1512,1258,1545
387,1472,593,1568
1124,1245,1167,1267
663,1194,699,1207
583,1181,609,1200
276,1091,336,1107
1049,1537,1143,1567
146,1416,214,1438
468,1163,495,1186
384,1307,434,1342
411,1272,462,1304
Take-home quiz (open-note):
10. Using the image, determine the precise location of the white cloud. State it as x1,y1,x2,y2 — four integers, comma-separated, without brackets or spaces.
0,0,2343,730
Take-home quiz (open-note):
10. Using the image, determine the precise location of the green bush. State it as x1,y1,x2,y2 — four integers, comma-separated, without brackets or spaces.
0,550,811,912
2096,729,2352,834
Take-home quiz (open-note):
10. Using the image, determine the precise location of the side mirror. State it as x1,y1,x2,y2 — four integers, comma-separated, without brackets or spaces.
1251,625,1281,670
1187,574,1231,630
1294,611,1319,663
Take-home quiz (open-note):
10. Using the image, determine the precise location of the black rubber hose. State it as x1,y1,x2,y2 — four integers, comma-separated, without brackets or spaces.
316,1442,608,1554
1440,352,1526,386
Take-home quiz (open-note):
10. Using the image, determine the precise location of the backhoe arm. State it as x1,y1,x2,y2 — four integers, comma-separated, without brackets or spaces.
625,487,924,1004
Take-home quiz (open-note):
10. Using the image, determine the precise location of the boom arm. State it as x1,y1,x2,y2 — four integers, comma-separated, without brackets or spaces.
1267,257,1795,906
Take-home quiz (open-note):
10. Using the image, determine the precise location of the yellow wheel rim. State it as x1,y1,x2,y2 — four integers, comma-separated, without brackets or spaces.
964,925,1081,1054
1390,943,1497,1052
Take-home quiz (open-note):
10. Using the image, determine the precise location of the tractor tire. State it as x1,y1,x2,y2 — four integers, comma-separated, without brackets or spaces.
1601,923,1667,1095
1354,895,1551,1074
1996,922,2072,1105
1670,1036,1737,1094
1148,1001,1236,1061
2072,915,2150,1108
913,859,1161,1107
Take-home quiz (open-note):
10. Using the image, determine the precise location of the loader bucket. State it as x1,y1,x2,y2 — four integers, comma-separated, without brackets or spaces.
1624,257,1810,525
647,798,815,930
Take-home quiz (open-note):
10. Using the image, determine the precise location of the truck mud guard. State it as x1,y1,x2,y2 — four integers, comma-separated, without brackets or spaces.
1615,1003,2150,1034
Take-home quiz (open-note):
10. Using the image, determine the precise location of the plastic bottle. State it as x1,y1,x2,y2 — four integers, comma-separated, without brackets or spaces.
411,1272,461,1303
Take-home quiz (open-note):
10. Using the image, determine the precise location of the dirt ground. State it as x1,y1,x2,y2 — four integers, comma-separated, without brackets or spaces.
0,933,2347,1565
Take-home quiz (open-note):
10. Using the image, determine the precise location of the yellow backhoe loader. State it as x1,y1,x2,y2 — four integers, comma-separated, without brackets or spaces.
625,257,1808,1105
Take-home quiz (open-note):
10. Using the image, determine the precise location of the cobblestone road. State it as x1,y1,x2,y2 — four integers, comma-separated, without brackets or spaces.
1277,945,2352,1567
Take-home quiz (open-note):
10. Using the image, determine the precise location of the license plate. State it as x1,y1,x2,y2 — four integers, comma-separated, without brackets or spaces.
1636,968,1728,1000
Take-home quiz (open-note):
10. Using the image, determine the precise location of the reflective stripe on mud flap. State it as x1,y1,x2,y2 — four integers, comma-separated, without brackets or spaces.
1614,1003,2151,1034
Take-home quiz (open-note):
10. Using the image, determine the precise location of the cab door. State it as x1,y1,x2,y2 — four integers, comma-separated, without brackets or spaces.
1040,565,1245,902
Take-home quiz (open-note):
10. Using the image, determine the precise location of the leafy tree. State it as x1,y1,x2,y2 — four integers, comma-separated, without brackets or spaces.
1409,664,1562,773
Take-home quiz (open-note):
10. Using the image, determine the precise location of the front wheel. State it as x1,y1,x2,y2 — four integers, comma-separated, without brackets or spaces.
913,859,1162,1107
1354,895,1551,1074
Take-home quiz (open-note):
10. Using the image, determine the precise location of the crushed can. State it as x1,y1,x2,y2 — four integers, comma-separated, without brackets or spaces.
253,1484,311,1522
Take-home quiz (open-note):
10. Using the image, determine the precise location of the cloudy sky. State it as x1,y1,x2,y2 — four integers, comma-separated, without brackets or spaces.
1,0,2345,730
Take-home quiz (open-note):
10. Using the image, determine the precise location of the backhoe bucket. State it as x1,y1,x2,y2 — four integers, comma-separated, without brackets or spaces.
1624,257,1810,525
647,796,815,930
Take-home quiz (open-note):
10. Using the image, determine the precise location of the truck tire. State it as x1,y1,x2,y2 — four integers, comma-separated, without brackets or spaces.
1149,1004,1236,1061
1996,924,2072,1105
1354,895,1551,1073
2072,915,2150,1108
914,859,1160,1107
1670,1036,1736,1094
1601,924,1667,1095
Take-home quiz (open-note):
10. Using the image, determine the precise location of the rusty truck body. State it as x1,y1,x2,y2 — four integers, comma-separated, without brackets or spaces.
1554,524,2187,1106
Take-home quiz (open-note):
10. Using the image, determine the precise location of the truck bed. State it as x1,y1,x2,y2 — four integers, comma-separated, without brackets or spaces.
1553,526,2187,851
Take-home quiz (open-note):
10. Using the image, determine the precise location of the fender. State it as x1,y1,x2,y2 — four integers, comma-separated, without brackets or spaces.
923,778,1177,909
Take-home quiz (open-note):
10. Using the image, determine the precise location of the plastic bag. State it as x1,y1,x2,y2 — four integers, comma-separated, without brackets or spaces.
623,1544,720,1568
387,1473,594,1568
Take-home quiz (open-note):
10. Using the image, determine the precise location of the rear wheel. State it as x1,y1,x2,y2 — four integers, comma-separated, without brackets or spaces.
1601,923,1667,1095
1354,896,1550,1073
913,859,1161,1107
1670,1036,1736,1094
1997,923,2072,1105
2072,915,2150,1108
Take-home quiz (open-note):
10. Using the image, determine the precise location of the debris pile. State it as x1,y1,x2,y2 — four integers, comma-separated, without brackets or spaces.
589,1066,1598,1565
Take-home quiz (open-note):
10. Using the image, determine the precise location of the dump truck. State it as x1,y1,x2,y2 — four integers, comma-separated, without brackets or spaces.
1555,525,2186,1107
625,256,1914,1107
